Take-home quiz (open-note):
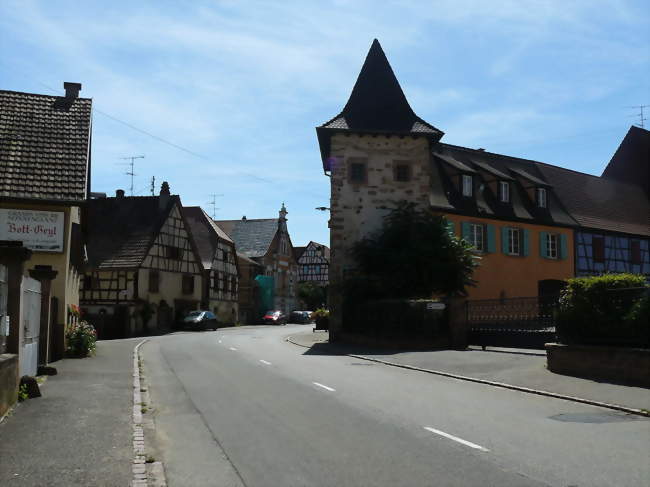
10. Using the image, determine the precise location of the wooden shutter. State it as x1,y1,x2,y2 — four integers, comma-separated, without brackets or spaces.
501,227,509,254
540,232,548,258
486,224,496,253
461,222,470,241
522,229,530,257
592,237,605,262
559,234,568,260
631,241,641,265
149,270,159,293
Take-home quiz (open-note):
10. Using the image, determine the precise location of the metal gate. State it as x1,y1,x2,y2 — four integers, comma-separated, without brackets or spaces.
20,276,41,376
0,265,7,354
467,296,557,349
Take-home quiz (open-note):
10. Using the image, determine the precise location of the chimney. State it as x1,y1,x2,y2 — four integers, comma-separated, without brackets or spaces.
242,216,247,221
159,181,170,210
64,82,81,99
115,189,125,198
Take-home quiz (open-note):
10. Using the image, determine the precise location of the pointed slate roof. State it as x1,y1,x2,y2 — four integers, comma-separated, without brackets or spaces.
601,126,649,196
317,40,443,168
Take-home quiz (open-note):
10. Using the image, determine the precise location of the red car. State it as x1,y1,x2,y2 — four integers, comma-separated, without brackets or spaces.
262,310,287,325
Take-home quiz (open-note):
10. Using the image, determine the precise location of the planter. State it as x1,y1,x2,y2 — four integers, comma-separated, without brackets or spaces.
545,342,650,387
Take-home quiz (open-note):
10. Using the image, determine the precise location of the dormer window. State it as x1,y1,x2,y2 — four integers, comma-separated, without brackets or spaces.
499,181,510,203
462,174,473,197
536,188,547,208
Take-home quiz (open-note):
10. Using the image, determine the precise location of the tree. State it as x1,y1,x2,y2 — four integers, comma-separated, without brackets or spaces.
348,201,478,300
297,281,327,310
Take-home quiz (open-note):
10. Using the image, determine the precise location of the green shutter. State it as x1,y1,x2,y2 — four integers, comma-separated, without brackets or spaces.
486,224,496,253
446,219,455,236
461,222,471,242
501,227,509,254
522,229,530,256
540,231,548,258
559,233,568,260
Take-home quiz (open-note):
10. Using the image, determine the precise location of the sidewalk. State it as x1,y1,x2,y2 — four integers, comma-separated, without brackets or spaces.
288,331,650,413
0,338,139,486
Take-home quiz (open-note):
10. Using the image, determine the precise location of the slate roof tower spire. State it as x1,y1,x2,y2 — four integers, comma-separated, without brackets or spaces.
316,39,443,168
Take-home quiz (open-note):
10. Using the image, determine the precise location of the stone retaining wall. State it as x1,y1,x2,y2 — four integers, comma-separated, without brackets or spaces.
0,354,18,418
545,343,650,387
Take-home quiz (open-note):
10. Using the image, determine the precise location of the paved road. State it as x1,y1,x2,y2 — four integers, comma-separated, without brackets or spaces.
142,325,650,487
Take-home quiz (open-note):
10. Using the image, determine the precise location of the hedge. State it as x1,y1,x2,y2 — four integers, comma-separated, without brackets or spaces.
556,273,649,348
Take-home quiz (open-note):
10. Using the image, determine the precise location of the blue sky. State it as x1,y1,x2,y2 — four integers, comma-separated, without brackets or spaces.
2,0,648,247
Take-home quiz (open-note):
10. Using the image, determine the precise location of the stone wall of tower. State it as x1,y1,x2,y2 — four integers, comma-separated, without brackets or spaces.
327,133,431,340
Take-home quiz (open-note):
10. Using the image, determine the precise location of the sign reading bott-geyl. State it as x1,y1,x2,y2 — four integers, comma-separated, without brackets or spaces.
0,209,64,252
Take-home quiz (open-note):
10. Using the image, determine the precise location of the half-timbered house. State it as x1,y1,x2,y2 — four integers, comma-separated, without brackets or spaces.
215,204,298,318
296,241,330,286
81,184,203,338
182,206,239,324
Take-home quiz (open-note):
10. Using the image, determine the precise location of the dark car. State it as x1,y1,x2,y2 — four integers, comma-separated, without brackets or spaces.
262,310,287,325
183,310,218,331
289,310,313,324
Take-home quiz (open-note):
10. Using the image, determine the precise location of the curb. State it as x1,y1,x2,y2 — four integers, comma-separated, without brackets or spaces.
132,339,168,487
286,335,650,418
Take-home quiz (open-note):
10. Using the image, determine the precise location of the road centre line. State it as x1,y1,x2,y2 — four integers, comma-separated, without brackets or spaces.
424,427,489,452
259,360,272,365
313,382,336,392
229,347,238,351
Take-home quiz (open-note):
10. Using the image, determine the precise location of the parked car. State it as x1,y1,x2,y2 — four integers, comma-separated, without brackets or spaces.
262,310,287,325
289,310,313,324
183,310,218,331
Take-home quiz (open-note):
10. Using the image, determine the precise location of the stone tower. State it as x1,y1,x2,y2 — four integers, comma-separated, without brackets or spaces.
315,39,444,341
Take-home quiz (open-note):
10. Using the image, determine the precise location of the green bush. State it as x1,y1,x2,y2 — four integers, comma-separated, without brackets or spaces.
556,273,649,347
65,320,97,357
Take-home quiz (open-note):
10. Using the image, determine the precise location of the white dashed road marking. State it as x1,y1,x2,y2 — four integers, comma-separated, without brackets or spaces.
259,360,272,365
313,382,336,392
229,347,238,351
424,427,489,452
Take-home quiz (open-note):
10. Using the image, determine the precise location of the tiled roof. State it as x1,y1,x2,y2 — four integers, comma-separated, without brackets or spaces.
86,195,178,269
294,246,307,260
214,218,279,258
0,89,92,202
432,144,577,227
537,163,649,236
182,207,233,270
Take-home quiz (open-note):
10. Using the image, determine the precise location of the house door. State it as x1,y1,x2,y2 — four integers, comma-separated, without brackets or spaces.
21,276,41,377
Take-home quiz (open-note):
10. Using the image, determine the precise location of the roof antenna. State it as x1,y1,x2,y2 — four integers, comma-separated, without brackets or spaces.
627,105,648,129
119,155,144,195
207,193,224,219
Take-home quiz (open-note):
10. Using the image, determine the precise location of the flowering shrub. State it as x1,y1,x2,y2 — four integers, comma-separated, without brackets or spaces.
66,320,97,357
311,308,330,330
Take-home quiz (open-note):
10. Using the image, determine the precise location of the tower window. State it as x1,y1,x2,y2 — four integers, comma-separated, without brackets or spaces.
349,161,367,184
394,163,411,182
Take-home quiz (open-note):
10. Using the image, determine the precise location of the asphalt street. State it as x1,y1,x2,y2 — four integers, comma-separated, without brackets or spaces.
142,325,650,487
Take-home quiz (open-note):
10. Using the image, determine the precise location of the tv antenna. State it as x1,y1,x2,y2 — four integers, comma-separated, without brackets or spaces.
627,105,648,129
207,194,224,219
150,176,156,196
119,155,145,195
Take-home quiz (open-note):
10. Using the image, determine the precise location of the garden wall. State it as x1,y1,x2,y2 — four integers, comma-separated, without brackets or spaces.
546,343,650,387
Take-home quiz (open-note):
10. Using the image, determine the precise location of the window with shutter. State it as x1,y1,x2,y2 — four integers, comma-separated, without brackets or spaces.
182,274,194,295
